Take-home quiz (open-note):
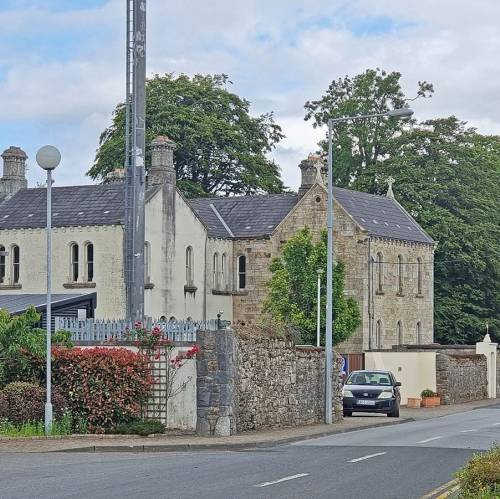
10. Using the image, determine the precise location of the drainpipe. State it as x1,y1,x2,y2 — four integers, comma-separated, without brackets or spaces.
368,237,373,351
203,233,208,322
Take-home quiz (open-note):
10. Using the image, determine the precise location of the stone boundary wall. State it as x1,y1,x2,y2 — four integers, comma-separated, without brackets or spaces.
436,353,487,405
235,334,343,432
196,329,343,435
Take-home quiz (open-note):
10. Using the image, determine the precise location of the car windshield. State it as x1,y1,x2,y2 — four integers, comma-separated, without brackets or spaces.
346,371,392,386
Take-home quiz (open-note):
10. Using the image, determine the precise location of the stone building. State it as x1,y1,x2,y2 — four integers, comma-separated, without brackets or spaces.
0,141,435,353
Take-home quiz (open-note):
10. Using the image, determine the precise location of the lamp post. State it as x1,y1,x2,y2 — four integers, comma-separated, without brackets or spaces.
324,107,413,424
36,145,61,435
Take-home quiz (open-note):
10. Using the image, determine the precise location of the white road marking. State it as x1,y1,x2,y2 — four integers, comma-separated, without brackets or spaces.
348,452,387,463
460,429,477,433
254,473,309,488
417,436,443,444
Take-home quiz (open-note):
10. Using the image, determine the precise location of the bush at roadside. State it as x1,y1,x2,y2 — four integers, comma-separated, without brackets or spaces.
456,446,500,498
52,347,153,432
0,381,68,425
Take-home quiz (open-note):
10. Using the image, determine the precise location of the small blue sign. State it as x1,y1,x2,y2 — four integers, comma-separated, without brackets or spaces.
341,355,348,375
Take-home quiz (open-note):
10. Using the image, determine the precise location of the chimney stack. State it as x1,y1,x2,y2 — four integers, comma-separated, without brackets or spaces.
298,153,325,197
0,146,28,197
148,136,176,187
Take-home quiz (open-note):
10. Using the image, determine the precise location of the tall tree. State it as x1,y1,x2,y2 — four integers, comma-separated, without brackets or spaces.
362,117,500,344
264,228,361,345
89,74,285,197
304,68,433,188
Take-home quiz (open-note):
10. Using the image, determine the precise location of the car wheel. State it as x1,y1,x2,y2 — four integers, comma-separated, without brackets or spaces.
343,411,352,417
388,403,400,418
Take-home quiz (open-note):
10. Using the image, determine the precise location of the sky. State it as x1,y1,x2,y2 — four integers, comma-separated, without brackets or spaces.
1,0,500,189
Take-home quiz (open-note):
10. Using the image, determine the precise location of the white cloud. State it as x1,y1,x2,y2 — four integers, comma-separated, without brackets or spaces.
1,0,500,190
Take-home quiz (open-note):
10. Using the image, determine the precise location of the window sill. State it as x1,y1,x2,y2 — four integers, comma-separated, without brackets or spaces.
212,289,232,296
145,283,155,290
375,290,384,296
63,282,97,289
0,283,22,290
233,290,249,296
396,292,405,297
415,293,424,299
184,284,198,294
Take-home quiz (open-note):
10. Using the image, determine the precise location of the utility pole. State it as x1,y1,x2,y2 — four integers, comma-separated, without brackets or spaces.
125,0,146,322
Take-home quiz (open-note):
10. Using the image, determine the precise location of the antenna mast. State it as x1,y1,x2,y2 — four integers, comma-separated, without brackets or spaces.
125,0,146,321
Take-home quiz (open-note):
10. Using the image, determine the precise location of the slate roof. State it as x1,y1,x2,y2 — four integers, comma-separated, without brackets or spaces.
0,184,125,229
191,188,434,244
332,187,434,244
0,293,95,314
190,194,299,238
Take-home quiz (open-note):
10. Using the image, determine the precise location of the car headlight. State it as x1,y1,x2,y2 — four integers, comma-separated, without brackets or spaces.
378,390,394,399
343,389,354,397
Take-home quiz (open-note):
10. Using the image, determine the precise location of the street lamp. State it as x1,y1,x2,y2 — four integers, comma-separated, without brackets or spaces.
36,145,61,435
324,108,413,424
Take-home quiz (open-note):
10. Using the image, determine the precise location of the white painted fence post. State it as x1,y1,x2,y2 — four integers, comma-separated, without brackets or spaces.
476,334,497,399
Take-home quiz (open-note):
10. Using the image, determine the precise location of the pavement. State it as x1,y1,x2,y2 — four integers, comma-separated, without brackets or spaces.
0,398,498,453
1,400,499,499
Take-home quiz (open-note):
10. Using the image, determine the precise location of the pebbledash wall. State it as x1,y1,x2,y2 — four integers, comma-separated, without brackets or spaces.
196,328,343,436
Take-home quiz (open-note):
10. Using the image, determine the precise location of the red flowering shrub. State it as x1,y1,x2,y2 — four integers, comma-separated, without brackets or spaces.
52,347,153,432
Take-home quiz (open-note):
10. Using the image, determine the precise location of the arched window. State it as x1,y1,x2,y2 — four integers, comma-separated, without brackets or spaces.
376,320,382,348
397,321,403,345
397,255,403,294
416,321,422,344
12,245,20,284
237,255,246,290
70,243,79,282
144,242,151,283
213,252,219,289
185,246,193,285
221,253,227,290
377,252,383,293
85,243,94,282
0,245,5,283
417,257,423,295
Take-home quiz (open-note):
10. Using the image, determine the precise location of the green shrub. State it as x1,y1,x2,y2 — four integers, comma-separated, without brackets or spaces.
0,411,72,437
52,347,153,432
0,382,68,425
421,389,436,398
108,419,166,436
456,446,500,498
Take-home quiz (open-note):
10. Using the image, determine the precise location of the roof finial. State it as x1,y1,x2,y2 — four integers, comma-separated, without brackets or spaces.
386,176,395,199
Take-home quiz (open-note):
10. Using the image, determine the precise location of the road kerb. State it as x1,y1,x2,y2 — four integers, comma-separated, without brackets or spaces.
53,418,414,453
421,479,459,499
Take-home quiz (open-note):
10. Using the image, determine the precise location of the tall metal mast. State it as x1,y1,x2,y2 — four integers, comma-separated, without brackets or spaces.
125,0,146,322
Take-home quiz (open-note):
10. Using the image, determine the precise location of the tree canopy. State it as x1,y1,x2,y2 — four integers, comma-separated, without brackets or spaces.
264,228,361,345
89,73,285,197
305,69,499,344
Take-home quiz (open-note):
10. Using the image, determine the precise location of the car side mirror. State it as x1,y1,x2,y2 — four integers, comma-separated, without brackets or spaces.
395,382,402,387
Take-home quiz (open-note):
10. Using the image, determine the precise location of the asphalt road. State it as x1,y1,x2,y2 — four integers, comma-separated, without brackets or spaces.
1,404,499,499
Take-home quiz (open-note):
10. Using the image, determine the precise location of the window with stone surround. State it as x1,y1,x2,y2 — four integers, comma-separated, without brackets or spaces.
377,252,384,293
221,253,227,289
185,246,194,285
238,255,246,290
397,321,403,345
144,242,150,284
397,254,404,294
375,320,382,348
213,252,219,289
0,245,5,283
70,243,79,282
85,243,94,282
417,257,423,295
12,244,20,284
416,321,422,344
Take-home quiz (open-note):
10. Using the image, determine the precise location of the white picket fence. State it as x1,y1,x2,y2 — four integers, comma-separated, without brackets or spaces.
55,317,226,343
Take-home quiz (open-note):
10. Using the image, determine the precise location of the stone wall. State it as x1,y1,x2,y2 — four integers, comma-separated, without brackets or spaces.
235,332,343,432
436,353,488,404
